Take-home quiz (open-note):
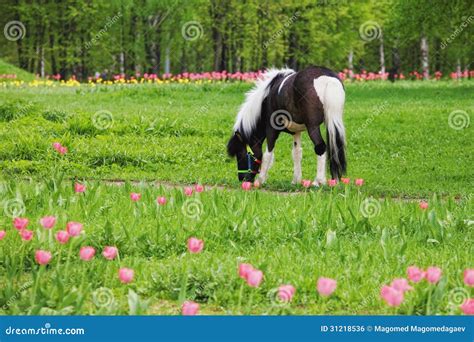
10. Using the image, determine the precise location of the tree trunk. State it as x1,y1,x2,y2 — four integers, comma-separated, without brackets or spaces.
40,48,45,78
456,59,461,79
348,50,354,80
49,33,57,75
420,36,429,80
13,0,28,70
379,33,385,79
287,29,297,70
143,12,162,74
164,47,170,74
128,8,138,74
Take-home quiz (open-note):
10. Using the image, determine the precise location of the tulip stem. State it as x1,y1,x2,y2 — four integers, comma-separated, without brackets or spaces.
426,287,432,315
178,264,190,303
31,266,43,307
247,291,254,315
63,240,74,279
237,282,244,314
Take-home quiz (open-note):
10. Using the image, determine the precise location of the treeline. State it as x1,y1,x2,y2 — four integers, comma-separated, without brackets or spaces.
0,0,472,80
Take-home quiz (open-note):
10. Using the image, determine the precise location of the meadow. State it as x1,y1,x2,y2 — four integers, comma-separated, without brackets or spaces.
0,80,472,315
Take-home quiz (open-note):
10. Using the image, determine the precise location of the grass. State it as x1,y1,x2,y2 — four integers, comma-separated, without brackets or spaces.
0,176,472,315
0,80,472,315
0,81,472,196
0,59,35,81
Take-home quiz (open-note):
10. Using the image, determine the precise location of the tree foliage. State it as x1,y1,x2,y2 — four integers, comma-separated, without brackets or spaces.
0,0,472,79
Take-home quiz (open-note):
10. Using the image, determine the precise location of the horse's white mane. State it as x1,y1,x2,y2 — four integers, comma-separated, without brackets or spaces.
233,67,295,135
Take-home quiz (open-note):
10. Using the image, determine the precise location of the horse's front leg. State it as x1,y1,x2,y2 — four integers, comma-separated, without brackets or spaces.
291,132,302,184
258,129,279,184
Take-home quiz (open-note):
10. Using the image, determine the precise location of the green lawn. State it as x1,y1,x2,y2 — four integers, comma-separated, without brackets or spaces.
0,81,472,196
0,178,472,315
0,81,472,315
0,59,35,81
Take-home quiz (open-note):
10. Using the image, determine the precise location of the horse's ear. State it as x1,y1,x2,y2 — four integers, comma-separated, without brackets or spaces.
227,133,243,157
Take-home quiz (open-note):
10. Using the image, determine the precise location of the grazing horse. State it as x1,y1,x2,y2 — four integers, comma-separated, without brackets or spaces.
227,66,346,185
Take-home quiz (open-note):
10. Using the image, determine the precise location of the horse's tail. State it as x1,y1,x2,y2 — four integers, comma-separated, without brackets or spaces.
315,76,346,179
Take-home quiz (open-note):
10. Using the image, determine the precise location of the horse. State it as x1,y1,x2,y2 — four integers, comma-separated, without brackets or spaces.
227,66,346,186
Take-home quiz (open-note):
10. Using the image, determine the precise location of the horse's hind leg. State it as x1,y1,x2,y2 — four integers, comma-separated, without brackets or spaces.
291,132,302,184
307,125,327,186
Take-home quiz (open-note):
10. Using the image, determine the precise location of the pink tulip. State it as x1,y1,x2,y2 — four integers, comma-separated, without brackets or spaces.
0,230,5,240
278,284,296,302
55,230,70,244
317,277,337,297
52,142,62,151
40,216,56,229
35,250,52,265
74,183,86,193
341,177,350,184
79,246,96,261
355,178,364,186
66,221,83,236
419,201,428,210
301,180,312,188
103,246,118,260
460,298,474,315
118,268,134,284
20,229,33,241
194,184,204,193
182,300,199,315
130,193,141,201
246,269,264,288
253,180,260,188
390,278,413,293
425,266,442,284
157,196,167,206
187,237,204,254
328,179,337,187
241,181,252,191
184,187,193,196
380,285,404,307
238,263,254,280
58,146,68,155
13,217,29,230
464,269,474,287
407,266,425,283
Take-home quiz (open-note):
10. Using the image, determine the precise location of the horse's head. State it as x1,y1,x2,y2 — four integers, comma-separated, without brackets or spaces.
227,132,261,182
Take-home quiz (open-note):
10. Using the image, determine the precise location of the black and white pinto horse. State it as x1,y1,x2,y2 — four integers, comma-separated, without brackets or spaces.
227,66,346,186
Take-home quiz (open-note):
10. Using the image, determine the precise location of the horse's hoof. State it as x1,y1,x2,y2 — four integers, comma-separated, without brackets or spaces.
313,179,326,187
